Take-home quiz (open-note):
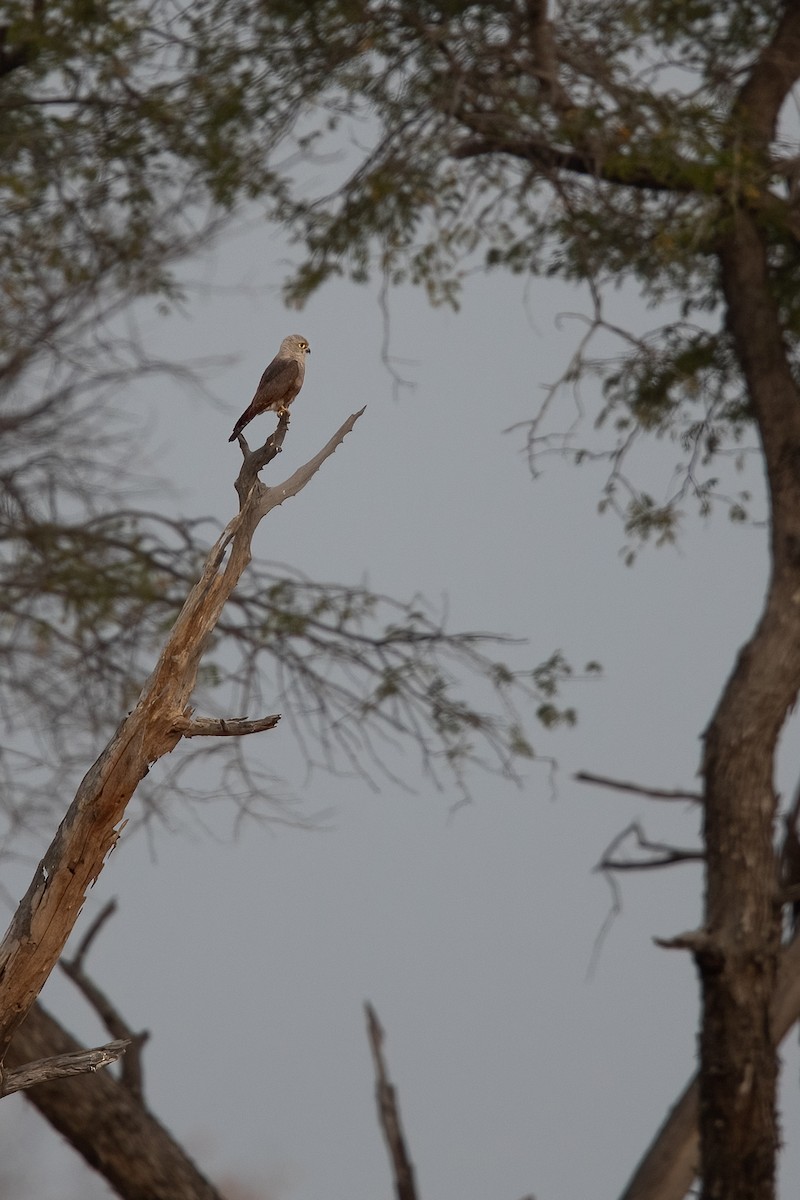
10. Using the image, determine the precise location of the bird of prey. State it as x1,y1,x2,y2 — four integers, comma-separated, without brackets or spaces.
228,333,311,442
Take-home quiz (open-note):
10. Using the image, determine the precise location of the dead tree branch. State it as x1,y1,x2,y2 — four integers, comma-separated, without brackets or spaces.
60,899,148,1097
365,1002,420,1200
0,408,365,1068
574,771,702,803
6,1000,224,1200
1,1037,129,1097
589,821,703,977
173,714,281,738
69,899,119,971
599,822,704,873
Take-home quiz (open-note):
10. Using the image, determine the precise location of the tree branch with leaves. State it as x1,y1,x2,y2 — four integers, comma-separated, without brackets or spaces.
228,2,800,1197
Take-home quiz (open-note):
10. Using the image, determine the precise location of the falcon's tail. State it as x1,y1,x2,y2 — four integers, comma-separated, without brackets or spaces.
228,409,252,442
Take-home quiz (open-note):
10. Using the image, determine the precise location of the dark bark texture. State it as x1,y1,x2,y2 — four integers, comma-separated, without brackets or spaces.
695,9,800,1198
7,1002,224,1200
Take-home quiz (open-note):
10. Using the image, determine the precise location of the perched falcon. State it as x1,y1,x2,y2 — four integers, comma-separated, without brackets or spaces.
228,333,311,442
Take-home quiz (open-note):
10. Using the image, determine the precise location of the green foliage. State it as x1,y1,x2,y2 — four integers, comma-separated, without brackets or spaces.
17,0,784,825
0,496,580,825
0,0,592,837
233,0,788,541
0,0,301,391
3,0,786,551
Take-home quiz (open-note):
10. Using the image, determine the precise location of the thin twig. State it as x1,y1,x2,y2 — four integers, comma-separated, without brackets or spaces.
605,849,705,871
61,900,148,1097
588,820,704,977
575,770,702,803
70,898,118,971
599,821,704,872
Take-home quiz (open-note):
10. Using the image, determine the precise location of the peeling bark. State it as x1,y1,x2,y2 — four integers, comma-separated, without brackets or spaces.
0,408,365,1074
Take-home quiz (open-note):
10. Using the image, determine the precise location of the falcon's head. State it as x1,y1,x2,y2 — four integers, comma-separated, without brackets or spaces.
281,334,311,359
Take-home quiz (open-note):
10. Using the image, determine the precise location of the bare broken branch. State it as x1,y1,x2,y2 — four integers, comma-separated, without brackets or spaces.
0,1037,129,1097
254,405,367,520
173,714,281,738
604,848,705,871
654,931,715,954
574,771,702,803
365,1002,420,1200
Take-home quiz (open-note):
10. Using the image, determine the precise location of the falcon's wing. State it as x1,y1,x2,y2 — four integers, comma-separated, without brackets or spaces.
229,353,303,442
254,356,301,403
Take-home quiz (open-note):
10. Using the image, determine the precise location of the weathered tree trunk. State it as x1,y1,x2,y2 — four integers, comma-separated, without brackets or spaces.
697,228,800,1196
0,409,364,1079
620,927,800,1200
693,11,800,1194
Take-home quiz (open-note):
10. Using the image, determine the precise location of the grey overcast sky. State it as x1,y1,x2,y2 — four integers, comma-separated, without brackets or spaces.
5,209,800,1200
